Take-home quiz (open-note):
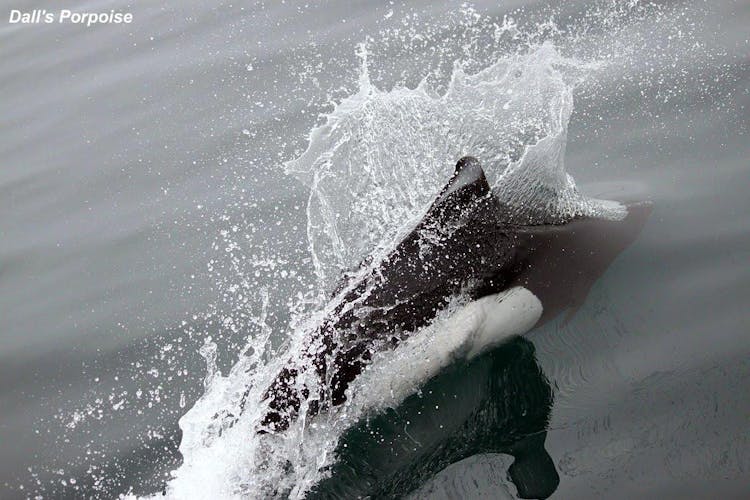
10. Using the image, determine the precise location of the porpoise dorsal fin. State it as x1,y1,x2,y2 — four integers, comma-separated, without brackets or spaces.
330,157,497,299
412,156,501,240
432,156,490,206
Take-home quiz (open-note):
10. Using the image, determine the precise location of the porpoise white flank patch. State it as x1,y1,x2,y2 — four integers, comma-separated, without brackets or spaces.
350,287,542,416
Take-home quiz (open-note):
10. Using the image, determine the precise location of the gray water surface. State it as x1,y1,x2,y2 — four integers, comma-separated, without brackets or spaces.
1,1,749,498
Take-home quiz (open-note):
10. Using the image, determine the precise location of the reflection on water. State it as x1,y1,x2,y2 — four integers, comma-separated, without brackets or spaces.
311,337,558,499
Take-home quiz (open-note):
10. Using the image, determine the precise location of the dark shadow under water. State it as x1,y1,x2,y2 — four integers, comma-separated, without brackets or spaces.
309,337,558,499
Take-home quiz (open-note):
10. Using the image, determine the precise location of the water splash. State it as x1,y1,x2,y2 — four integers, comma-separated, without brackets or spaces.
286,41,623,291
157,43,613,500
152,2,712,498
